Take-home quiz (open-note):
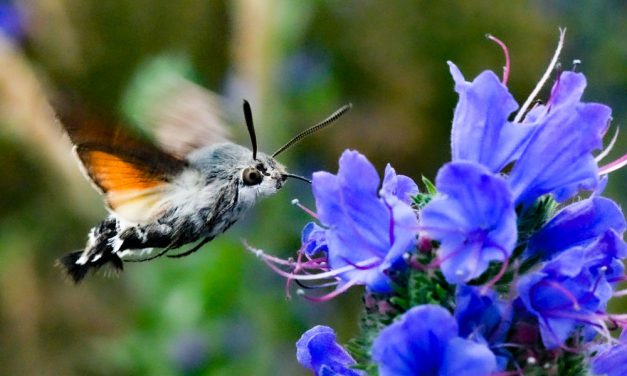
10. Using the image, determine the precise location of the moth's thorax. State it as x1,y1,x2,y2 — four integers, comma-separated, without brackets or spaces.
187,142,286,208
187,143,285,191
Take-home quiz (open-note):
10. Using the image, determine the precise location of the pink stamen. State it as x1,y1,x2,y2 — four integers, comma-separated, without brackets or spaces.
285,250,307,298
302,280,357,302
291,199,319,219
599,153,627,175
481,245,510,294
608,275,627,284
486,34,511,85
613,289,627,297
245,243,294,266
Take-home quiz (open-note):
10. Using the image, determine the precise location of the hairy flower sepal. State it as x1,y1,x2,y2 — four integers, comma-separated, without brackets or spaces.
420,161,517,284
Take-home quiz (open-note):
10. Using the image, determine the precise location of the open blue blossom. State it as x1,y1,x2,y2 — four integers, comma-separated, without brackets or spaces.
454,285,512,369
296,325,364,376
420,161,517,283
526,197,626,260
310,150,418,292
508,72,612,205
301,222,329,256
517,241,620,349
592,330,627,376
372,305,497,376
448,62,537,173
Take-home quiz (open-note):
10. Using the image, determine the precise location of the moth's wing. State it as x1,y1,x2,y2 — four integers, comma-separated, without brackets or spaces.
151,79,233,158
124,66,233,158
60,109,191,223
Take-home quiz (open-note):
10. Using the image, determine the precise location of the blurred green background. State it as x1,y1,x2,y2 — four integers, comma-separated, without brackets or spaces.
0,1,625,375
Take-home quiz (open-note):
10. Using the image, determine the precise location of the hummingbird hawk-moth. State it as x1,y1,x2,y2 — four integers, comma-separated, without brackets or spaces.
56,80,350,283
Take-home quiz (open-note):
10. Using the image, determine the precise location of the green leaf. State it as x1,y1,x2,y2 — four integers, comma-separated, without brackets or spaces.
421,175,437,195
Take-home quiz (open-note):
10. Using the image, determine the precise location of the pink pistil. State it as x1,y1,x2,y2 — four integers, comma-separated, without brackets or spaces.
514,28,566,123
302,280,357,302
486,34,511,85
340,256,382,270
599,153,627,175
481,245,510,294
595,126,620,163
543,280,581,310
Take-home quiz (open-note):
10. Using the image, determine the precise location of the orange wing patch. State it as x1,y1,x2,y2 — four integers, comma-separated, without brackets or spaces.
81,150,165,192
77,148,173,223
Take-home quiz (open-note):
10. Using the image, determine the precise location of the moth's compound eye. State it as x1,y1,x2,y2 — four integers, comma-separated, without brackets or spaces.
243,167,263,186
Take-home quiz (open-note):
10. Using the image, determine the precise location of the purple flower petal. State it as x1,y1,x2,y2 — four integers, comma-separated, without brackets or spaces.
421,161,517,283
455,285,512,346
372,305,496,376
509,72,612,206
312,150,418,292
592,330,627,376
448,62,537,172
526,197,626,260
296,325,364,376
381,164,419,204
441,337,498,376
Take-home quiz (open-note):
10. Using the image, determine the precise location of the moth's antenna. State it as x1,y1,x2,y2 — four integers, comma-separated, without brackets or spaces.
243,100,258,160
282,173,311,184
272,103,352,158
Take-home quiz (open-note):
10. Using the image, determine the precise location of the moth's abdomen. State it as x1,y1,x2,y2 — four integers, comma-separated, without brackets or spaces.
56,217,124,283
57,249,123,283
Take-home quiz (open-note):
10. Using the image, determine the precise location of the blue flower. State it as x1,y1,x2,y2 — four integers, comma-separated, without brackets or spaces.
592,330,627,376
449,62,612,207
420,161,517,284
311,150,418,292
454,286,513,370
508,72,612,205
455,285,512,346
371,305,497,376
526,197,626,260
517,241,619,349
448,62,537,173
301,222,329,256
296,325,364,376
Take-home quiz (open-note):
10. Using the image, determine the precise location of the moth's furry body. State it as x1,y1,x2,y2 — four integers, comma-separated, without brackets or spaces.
59,143,286,282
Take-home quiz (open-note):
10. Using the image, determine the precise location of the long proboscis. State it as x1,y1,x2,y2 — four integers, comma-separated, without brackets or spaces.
272,103,352,158
282,173,311,184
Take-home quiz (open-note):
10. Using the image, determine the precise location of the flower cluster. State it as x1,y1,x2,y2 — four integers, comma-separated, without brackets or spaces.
250,32,627,375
